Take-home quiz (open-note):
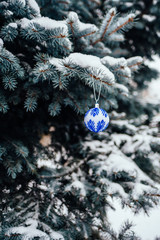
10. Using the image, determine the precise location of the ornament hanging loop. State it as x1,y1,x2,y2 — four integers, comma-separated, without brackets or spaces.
92,73,102,106
95,103,99,108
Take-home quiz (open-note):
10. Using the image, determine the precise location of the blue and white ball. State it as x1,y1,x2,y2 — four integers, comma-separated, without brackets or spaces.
84,107,109,132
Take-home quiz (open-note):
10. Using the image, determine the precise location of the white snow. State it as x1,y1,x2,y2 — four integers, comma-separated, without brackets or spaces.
79,22,98,33
151,114,160,126
132,182,155,198
127,56,143,68
108,199,160,240
142,14,156,22
122,134,152,155
67,11,79,23
8,23,17,28
100,178,128,198
120,13,136,24
37,158,57,169
50,231,65,240
157,31,160,37
102,56,127,68
105,153,139,177
49,57,63,71
65,180,86,196
142,55,160,104
111,133,131,147
111,120,137,132
6,223,64,240
0,1,9,7
28,0,40,15
142,78,160,104
65,53,115,83
66,53,98,68
114,83,129,96
125,2,133,7
83,139,113,155
20,17,68,32
6,222,50,240
67,11,98,33
17,0,25,6
4,10,13,16
108,33,125,42
0,38,4,49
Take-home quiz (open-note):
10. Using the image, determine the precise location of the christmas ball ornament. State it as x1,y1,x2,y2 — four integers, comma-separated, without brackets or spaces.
84,103,109,132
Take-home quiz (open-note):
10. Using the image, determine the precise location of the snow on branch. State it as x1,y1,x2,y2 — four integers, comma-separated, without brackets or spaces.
66,12,98,39
92,8,116,45
9,0,41,18
127,56,143,71
92,11,136,46
102,56,132,82
1,23,18,42
20,17,72,52
40,157,88,179
0,38,4,49
84,134,160,213
5,219,50,240
62,53,115,85
114,83,129,97
108,13,135,36
48,100,61,117
0,93,9,113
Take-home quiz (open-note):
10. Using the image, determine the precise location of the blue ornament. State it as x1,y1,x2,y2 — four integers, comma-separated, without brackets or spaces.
84,104,109,132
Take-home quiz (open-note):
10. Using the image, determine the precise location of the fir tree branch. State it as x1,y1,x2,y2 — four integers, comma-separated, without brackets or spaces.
108,17,134,36
118,74,130,79
65,89,81,112
63,63,113,86
79,31,96,39
128,62,142,69
39,69,49,73
145,194,160,197
40,158,87,179
39,54,47,64
68,21,75,36
48,34,66,39
92,9,115,45
89,74,113,86
5,139,36,174
89,0,101,5
64,64,73,70
32,28,38,33
58,75,62,88
0,54,13,63
57,1,69,4
62,44,70,50
4,233,21,238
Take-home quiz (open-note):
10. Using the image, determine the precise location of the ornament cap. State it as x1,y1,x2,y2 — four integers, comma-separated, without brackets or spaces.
95,103,99,108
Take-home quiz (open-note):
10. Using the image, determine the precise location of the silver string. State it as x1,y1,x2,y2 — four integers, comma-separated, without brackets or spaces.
92,74,102,104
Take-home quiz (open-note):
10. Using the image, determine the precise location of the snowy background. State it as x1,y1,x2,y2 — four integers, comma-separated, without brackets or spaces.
108,55,160,240
142,55,160,105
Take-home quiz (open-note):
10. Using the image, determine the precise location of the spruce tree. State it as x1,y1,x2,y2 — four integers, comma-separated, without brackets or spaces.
0,0,160,239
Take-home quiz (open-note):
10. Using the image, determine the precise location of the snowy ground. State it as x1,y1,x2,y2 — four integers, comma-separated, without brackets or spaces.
108,55,160,240
108,199,160,239
142,55,160,104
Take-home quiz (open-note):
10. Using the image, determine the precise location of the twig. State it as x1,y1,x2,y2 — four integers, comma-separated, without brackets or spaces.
40,158,87,179
92,10,115,45
108,17,134,36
